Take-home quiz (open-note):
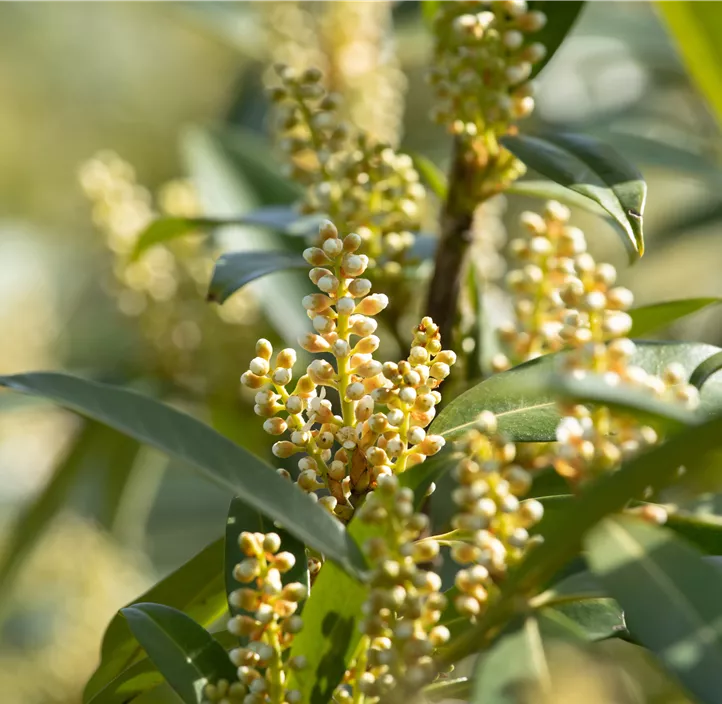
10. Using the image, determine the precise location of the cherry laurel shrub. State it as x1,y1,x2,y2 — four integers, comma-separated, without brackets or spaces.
3,3,722,704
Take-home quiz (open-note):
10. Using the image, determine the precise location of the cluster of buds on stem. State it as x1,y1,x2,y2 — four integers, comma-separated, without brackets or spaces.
202,531,308,704
496,202,700,509
241,220,455,521
427,0,547,139
450,412,544,619
269,65,425,264
336,474,450,700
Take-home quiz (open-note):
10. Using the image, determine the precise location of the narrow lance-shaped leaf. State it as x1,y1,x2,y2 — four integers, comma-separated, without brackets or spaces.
527,1,585,77
411,153,448,200
629,298,722,338
507,179,607,215
131,208,321,261
207,251,308,304
83,538,226,703
0,373,366,578
503,132,646,259
122,603,237,704
586,515,722,703
432,342,722,442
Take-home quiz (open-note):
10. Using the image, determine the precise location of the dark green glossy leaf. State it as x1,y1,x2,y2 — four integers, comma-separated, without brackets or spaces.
657,2,722,131
503,132,646,259
528,2,585,77
0,373,365,577
84,538,226,703
0,421,140,610
586,515,722,703
224,497,308,622
411,153,447,199
131,208,321,261
87,631,237,704
122,603,236,704
431,342,719,442
471,613,583,704
630,298,722,337
690,350,722,391
441,412,722,665
207,251,308,304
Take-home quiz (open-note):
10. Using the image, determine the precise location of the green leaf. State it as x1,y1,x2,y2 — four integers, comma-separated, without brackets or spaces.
131,208,321,261
545,599,627,642
471,613,582,704
629,298,722,337
411,153,447,200
503,132,646,259
122,603,237,704
207,251,308,304
657,2,722,131
441,412,722,666
398,451,457,510
527,1,585,78
84,538,227,703
586,515,722,703
183,126,308,345
421,0,441,28
224,496,308,622
431,342,719,442
690,350,722,390
424,678,470,702
0,373,365,577
507,180,607,216
0,421,140,611
87,631,238,704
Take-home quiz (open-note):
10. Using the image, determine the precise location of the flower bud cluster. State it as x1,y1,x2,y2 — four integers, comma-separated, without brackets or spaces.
450,412,544,619
341,474,449,699
269,65,425,263
259,1,406,145
79,152,258,389
241,220,456,520
202,531,308,704
427,0,547,138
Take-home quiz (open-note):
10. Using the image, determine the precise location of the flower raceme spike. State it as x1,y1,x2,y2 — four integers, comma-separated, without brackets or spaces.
340,474,450,700
241,220,455,521
428,0,547,139
269,65,425,265
202,531,308,704
449,411,544,619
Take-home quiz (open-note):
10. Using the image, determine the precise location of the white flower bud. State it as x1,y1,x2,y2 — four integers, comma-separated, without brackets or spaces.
272,367,293,386
337,296,355,315
348,278,372,297
317,275,339,293
355,294,388,316
249,357,269,376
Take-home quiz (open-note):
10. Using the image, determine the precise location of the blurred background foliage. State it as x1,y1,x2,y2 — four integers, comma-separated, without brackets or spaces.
1,2,722,702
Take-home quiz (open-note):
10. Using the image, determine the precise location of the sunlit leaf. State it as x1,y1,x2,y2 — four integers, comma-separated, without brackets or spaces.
0,373,366,577
657,2,722,132
587,515,722,703
503,132,646,259
411,153,447,199
629,298,722,337
207,251,308,304
122,603,236,704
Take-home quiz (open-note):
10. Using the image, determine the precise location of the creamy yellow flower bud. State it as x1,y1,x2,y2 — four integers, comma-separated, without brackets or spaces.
419,435,445,456
263,418,287,436
309,267,333,285
272,367,293,386
322,237,343,258
255,339,273,360
299,332,331,354
317,274,339,293
272,441,299,459
355,294,389,316
294,375,316,397
241,372,265,389
343,232,362,252
303,247,329,267
348,278,372,298
302,293,333,313
356,396,375,422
